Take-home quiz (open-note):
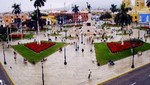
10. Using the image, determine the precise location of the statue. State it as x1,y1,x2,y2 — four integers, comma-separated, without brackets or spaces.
86,2,91,13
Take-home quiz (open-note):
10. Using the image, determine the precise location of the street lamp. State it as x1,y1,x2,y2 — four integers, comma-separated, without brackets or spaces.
138,29,141,39
131,39,135,68
63,27,67,65
2,43,7,65
81,33,83,44
64,30,67,39
64,46,67,65
41,60,44,85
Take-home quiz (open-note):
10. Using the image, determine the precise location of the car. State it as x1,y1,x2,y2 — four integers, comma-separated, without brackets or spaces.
0,80,5,85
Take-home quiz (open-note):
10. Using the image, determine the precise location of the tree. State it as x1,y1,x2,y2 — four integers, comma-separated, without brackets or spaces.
72,5,79,14
12,3,21,31
100,12,112,20
30,0,46,44
114,3,132,45
22,10,46,30
114,3,132,30
146,0,150,7
110,4,118,13
30,0,46,30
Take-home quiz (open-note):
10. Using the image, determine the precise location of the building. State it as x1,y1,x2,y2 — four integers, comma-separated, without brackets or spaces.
122,0,131,8
41,15,56,25
123,0,150,23
135,0,145,10
49,12,88,24
2,13,29,27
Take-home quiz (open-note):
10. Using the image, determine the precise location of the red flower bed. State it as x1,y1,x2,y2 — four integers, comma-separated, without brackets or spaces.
24,41,56,53
141,26,149,29
10,34,25,39
107,40,143,53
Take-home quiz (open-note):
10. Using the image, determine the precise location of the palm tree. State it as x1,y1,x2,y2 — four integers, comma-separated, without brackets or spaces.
114,3,132,29
12,3,21,33
100,12,112,21
30,0,46,44
146,0,150,7
72,5,79,14
114,3,132,45
110,4,118,13
100,12,112,29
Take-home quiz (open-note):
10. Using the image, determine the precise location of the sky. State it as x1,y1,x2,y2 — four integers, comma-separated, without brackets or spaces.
0,0,136,13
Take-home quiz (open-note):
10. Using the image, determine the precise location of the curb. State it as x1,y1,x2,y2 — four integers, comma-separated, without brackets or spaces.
0,62,15,85
97,63,150,85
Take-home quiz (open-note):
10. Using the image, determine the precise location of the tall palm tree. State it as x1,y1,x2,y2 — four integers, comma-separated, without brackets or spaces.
114,3,132,45
110,4,118,24
110,4,118,13
30,0,46,44
12,3,21,32
72,5,79,14
147,0,150,7
114,3,132,29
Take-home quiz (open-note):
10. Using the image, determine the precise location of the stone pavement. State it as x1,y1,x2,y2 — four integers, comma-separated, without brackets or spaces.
0,27,150,85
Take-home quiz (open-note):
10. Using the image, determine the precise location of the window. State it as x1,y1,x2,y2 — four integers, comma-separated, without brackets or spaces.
11,19,14,23
135,16,137,19
139,16,141,22
146,16,149,22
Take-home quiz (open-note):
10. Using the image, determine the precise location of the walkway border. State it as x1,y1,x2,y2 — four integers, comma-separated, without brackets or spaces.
0,62,15,85
97,63,150,85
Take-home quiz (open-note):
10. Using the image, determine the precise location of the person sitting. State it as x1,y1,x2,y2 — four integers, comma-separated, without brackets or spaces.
24,58,27,64
108,60,115,65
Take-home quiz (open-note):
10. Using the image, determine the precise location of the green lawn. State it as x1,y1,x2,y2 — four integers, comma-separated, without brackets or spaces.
12,42,65,64
24,34,34,39
50,33,61,36
134,27,148,30
94,42,150,65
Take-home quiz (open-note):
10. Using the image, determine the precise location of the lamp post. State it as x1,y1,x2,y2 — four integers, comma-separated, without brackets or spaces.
131,40,135,68
64,30,67,39
64,29,67,65
6,26,9,43
2,43,7,65
41,60,44,85
64,46,67,65
81,33,83,44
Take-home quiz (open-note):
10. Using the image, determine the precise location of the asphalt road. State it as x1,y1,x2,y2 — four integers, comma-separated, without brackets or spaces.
0,63,14,85
101,64,150,85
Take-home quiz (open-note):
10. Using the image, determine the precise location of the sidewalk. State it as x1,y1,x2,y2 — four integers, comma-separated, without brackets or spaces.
0,28,149,85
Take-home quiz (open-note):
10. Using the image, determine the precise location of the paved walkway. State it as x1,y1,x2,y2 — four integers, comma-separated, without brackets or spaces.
0,27,150,85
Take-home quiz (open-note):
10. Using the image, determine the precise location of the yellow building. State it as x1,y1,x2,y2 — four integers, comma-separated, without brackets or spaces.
122,0,150,23
122,0,131,8
2,13,28,27
135,0,145,10
41,15,56,25
129,11,139,22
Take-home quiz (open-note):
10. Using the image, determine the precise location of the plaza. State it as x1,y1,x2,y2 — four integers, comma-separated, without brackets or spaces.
0,0,150,85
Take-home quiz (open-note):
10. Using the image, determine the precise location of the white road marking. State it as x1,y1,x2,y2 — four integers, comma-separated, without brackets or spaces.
149,74,150,77
131,82,136,85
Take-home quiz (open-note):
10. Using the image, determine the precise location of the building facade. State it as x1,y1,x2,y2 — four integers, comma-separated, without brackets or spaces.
41,15,56,25
2,13,29,27
49,12,88,24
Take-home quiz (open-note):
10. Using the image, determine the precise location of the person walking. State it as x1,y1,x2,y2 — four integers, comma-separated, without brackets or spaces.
13,51,17,61
88,69,92,79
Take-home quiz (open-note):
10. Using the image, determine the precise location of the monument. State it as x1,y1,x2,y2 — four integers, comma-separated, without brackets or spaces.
81,2,97,35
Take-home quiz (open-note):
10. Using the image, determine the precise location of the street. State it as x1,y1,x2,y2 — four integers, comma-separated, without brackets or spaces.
101,63,150,85
0,63,13,85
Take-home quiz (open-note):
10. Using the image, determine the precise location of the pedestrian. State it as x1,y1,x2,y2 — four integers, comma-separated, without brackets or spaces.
81,48,84,52
14,51,17,61
88,69,92,79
